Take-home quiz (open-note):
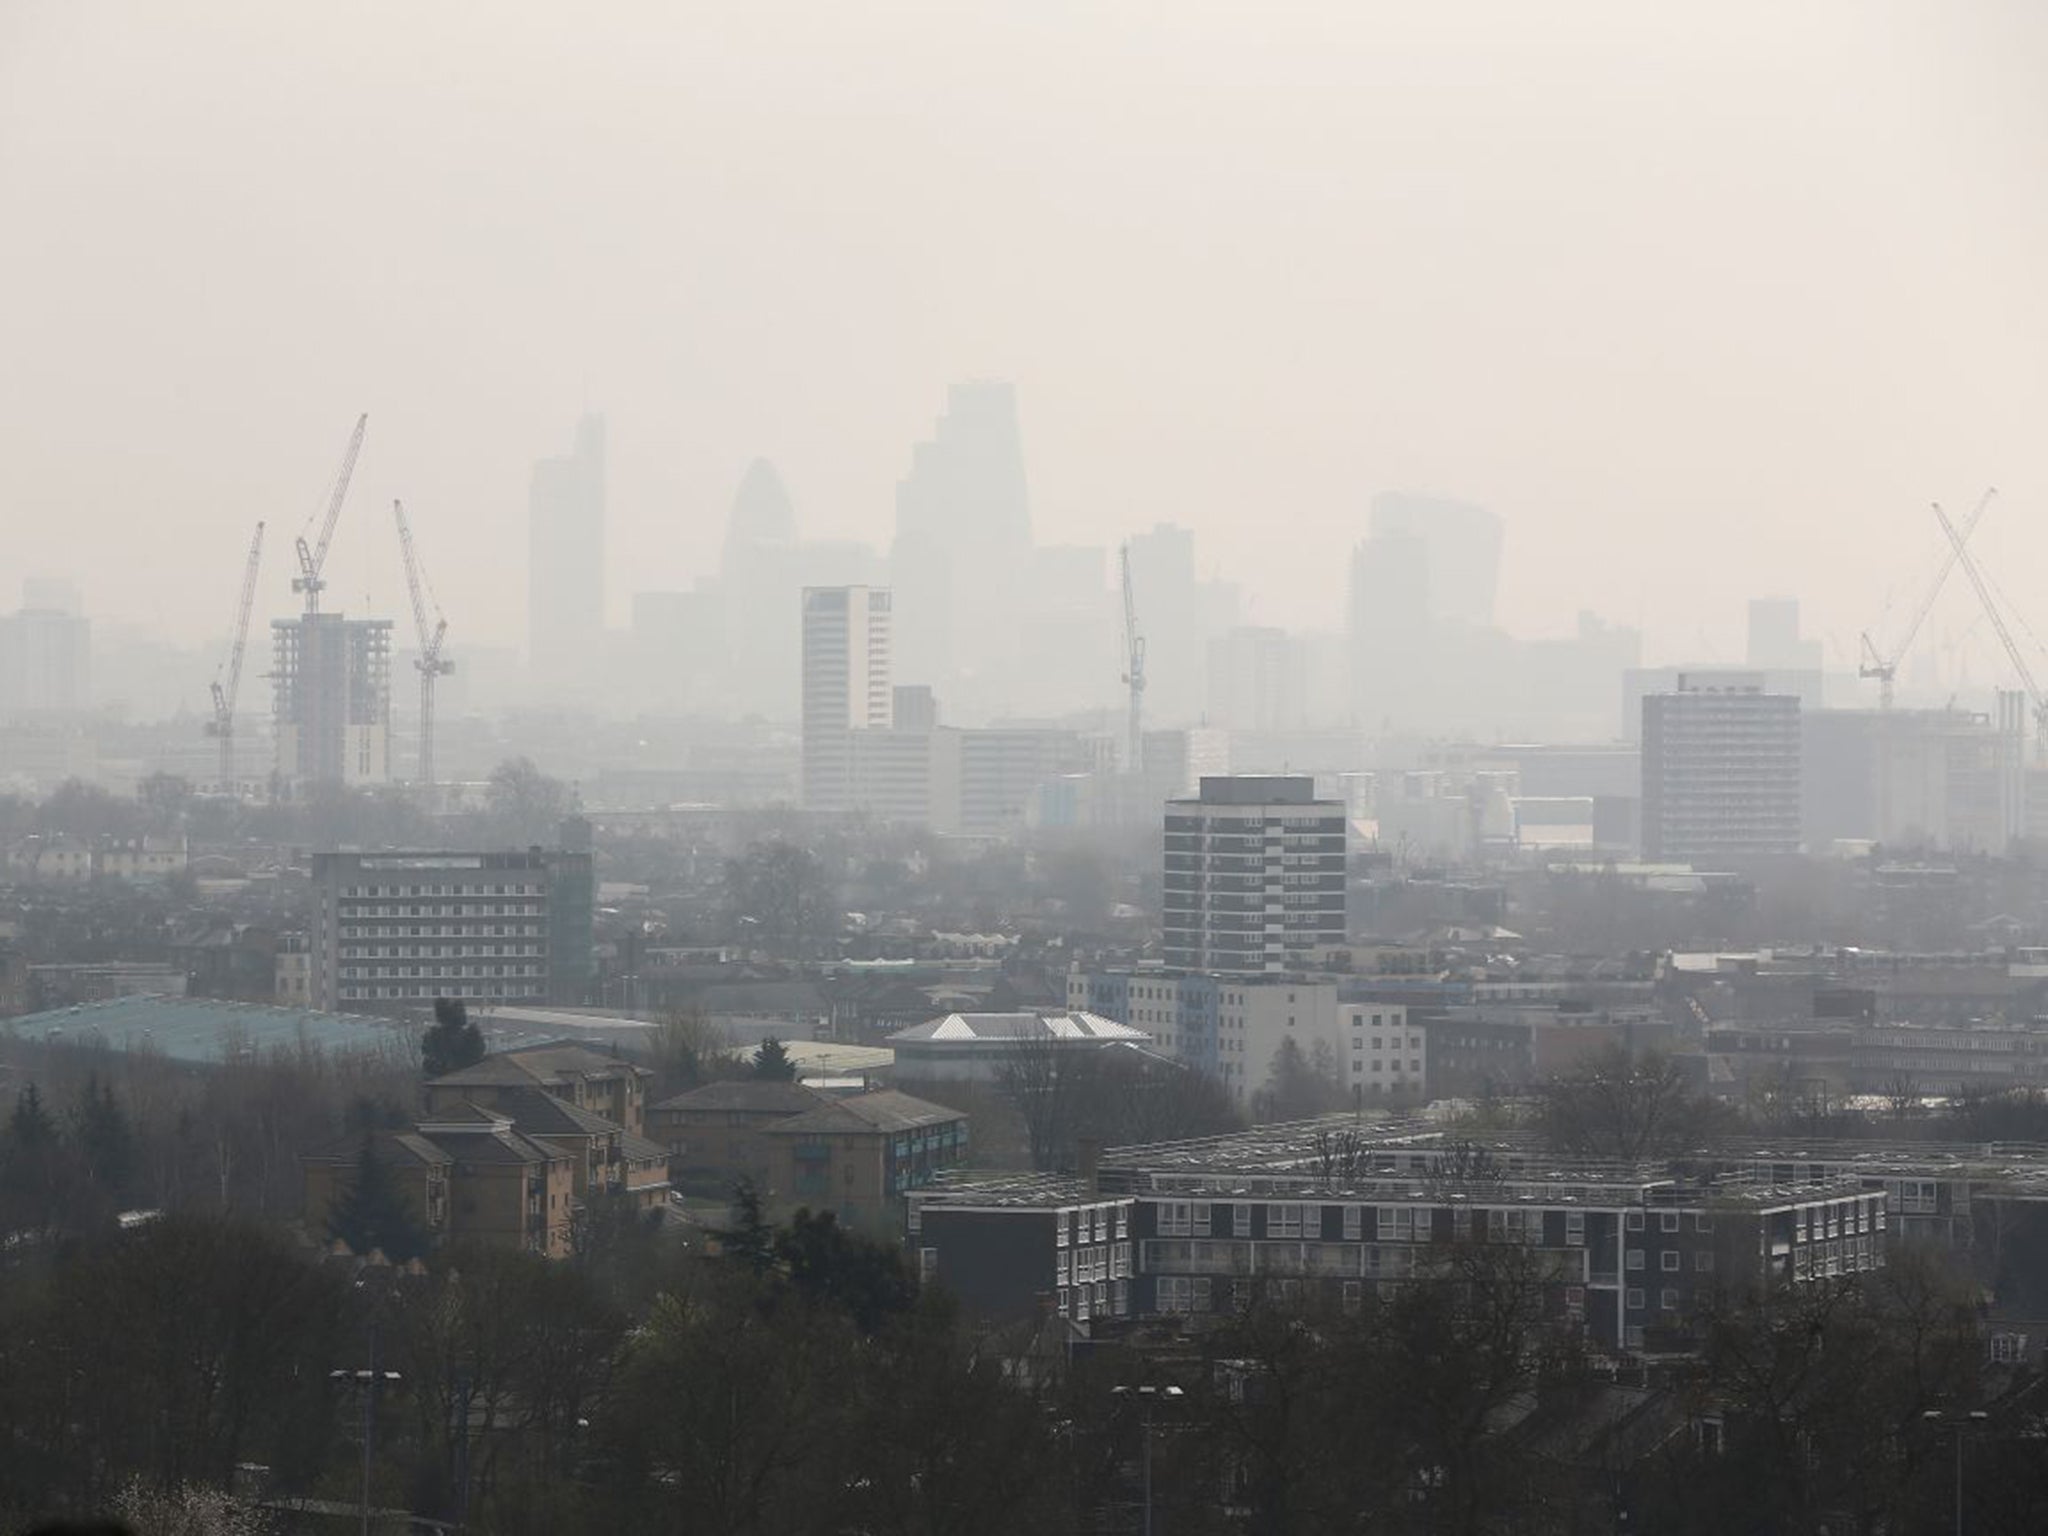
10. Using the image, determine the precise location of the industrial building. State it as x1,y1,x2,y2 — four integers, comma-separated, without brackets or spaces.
308,846,595,1012
1162,775,1348,974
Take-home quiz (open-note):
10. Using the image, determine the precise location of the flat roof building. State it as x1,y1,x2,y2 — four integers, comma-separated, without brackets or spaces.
1641,672,1800,862
1163,776,1347,974
309,848,594,1014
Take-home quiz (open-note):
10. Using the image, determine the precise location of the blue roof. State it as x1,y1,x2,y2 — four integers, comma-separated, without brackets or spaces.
5,994,410,1065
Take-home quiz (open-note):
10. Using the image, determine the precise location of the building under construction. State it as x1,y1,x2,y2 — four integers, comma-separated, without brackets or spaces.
271,613,392,790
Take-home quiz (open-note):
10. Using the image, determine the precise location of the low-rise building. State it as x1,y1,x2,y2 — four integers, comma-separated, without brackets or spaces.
424,1042,650,1137
886,1010,1150,1083
650,1078,832,1195
302,1106,575,1258
761,1087,969,1234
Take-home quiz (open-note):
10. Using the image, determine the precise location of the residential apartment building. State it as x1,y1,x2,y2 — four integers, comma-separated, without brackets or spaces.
1163,776,1348,974
1641,672,1800,861
801,584,893,812
912,1121,1885,1353
763,1088,969,1234
308,848,594,1012
302,1109,577,1259
423,1043,650,1137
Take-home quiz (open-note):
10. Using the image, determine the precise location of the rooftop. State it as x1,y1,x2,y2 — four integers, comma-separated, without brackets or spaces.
764,1088,965,1138
890,1011,1149,1045
6,993,408,1065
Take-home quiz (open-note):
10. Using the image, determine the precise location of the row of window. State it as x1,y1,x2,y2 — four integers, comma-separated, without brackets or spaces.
340,884,541,897
1055,1204,1129,1246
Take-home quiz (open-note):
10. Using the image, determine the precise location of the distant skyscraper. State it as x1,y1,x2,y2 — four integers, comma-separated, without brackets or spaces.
890,381,1031,689
1367,493,1502,629
528,414,606,695
1125,523,1241,727
0,584,90,715
801,585,894,811
1162,776,1348,974
1746,596,1824,673
1641,672,1800,861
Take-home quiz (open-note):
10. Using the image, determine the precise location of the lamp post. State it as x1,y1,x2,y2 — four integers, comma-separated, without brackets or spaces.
1922,1409,1989,1536
1112,1383,1185,1536
332,1320,403,1536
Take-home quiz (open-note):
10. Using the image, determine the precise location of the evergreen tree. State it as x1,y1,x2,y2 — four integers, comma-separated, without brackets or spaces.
753,1037,796,1082
1,1084,65,1232
7,1083,56,1149
72,1073,137,1201
422,996,486,1078
326,1133,427,1261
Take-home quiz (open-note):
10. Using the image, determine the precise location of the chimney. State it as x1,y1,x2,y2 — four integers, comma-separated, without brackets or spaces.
1077,1136,1102,1198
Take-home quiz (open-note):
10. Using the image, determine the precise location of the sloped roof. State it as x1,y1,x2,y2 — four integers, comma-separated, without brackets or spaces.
889,1011,1149,1046
652,1080,829,1115
486,1086,623,1139
763,1088,964,1137
302,1128,454,1169
427,1041,650,1093
417,1124,568,1166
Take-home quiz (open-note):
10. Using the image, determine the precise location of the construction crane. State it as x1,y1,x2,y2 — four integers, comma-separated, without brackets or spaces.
1120,542,1146,775
1858,486,1996,708
393,498,454,792
1933,498,2048,751
292,413,368,614
206,521,266,793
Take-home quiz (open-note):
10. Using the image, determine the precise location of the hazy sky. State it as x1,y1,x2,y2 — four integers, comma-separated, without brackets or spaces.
4,1,2046,683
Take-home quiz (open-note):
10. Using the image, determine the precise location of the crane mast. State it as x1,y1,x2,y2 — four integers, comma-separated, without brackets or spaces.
1933,499,2048,754
207,521,266,793
1120,542,1146,775
1859,486,1996,708
292,413,368,614
393,499,453,793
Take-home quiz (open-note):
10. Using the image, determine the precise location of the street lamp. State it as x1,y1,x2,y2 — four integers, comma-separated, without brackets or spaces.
1922,1409,1990,1536
332,1327,403,1536
1112,1384,1185,1536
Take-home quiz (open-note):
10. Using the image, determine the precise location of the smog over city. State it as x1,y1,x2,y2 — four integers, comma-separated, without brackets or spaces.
2,4,2048,1534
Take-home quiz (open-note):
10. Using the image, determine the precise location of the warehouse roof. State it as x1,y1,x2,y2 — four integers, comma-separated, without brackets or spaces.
8,993,407,1065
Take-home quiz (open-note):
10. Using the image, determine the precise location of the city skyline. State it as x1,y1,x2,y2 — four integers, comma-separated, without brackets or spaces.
3,2,2046,674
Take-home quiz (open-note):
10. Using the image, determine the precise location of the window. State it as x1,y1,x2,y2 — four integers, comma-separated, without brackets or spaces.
919,1247,938,1283
1453,1207,1472,1242
1626,1250,1645,1271
1193,1203,1212,1237
1233,1204,1252,1237
1695,1212,1714,1234
1343,1205,1362,1240
1626,1211,1645,1232
1377,1207,1414,1241
1267,1203,1304,1238
1565,1211,1586,1246
1660,1212,1681,1233
1661,1288,1679,1311
1696,1251,1715,1273
1626,1326,1644,1350
1661,1251,1681,1272
1157,1202,1193,1238
1991,1332,2030,1364
1626,1288,1645,1311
